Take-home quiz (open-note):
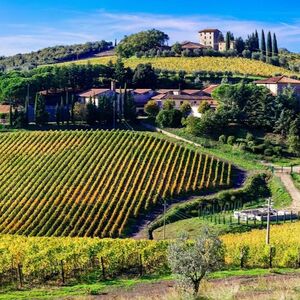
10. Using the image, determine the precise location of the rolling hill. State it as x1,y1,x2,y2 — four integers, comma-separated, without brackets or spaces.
59,56,298,78
0,130,234,238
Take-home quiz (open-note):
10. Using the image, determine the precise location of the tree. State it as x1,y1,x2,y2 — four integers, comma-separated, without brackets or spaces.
73,102,87,123
261,30,266,55
116,29,169,58
162,100,175,111
132,64,157,89
55,103,61,125
274,109,293,137
123,89,136,121
156,108,182,128
144,100,159,118
180,101,192,118
168,227,224,297
287,117,300,156
255,30,259,50
34,93,48,125
198,101,211,114
85,101,97,125
267,31,273,57
225,32,233,51
171,42,182,55
235,37,245,54
273,33,279,57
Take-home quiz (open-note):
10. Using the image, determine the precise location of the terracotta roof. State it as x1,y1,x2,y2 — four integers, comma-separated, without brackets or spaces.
155,94,214,101
156,89,177,94
133,89,153,94
202,84,220,95
255,76,300,84
151,94,166,100
181,42,208,49
78,89,111,98
181,89,203,95
199,29,221,33
0,105,11,114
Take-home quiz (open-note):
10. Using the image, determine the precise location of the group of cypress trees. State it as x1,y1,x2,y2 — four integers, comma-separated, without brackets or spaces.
260,30,279,57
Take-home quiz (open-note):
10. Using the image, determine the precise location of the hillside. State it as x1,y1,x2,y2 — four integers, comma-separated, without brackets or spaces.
0,41,112,71
0,130,235,238
59,56,298,78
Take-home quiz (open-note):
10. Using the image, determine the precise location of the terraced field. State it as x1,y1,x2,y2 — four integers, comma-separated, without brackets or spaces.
58,56,298,78
0,130,233,238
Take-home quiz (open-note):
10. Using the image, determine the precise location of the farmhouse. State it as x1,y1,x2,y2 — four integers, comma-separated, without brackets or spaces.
181,41,208,51
255,76,300,96
78,84,155,114
199,29,221,50
78,88,114,106
151,86,219,113
198,29,235,51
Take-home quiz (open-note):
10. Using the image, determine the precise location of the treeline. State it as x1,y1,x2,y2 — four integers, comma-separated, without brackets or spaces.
0,40,113,71
116,29,300,72
0,59,260,106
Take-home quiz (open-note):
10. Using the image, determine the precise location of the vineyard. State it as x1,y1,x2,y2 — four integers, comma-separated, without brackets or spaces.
0,130,233,238
1,222,300,285
60,56,298,78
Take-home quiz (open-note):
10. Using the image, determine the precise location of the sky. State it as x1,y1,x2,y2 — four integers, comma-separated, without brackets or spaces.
0,0,300,56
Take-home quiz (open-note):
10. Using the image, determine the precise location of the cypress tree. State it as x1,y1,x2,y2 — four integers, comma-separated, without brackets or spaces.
261,30,266,55
255,30,259,50
273,33,279,57
60,96,65,125
9,101,13,127
55,103,61,126
267,31,272,57
225,32,231,51
71,95,75,124
34,93,48,125
24,96,29,126
65,91,70,125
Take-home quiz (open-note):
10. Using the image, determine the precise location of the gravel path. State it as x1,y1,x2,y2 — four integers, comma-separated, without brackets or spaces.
276,172,300,211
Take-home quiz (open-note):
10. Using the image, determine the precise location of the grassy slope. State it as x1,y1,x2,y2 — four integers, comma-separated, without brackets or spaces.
291,173,300,190
57,56,297,78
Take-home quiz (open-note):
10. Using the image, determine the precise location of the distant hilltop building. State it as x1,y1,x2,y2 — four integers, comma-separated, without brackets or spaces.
198,28,235,51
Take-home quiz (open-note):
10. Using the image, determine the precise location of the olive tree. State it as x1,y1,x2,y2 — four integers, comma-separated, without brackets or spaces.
168,227,224,297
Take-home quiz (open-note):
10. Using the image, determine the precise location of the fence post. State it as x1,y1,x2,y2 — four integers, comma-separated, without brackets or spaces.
276,212,279,224
291,211,293,222
238,215,240,225
229,215,232,224
101,257,106,280
60,260,65,284
246,215,248,226
284,212,286,223
17,264,23,288
139,254,143,277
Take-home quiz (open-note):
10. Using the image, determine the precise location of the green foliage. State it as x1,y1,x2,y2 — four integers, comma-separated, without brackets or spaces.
144,100,159,118
123,90,136,121
156,109,182,128
267,31,273,57
168,228,224,296
132,64,157,88
116,29,169,58
185,110,228,137
219,135,227,144
179,101,192,118
34,94,48,125
198,101,211,114
163,100,175,111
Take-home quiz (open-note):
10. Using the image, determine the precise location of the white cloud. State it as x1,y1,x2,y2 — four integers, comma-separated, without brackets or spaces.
0,10,299,56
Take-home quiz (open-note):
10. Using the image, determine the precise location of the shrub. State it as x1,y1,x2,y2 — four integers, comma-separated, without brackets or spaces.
219,135,227,144
227,136,235,145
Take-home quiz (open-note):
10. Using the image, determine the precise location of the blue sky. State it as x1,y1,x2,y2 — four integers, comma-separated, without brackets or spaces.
0,0,300,55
